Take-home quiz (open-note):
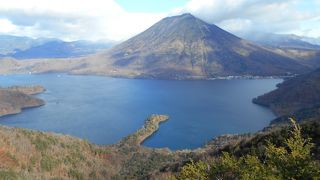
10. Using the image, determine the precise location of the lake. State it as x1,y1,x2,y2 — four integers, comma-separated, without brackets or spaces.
0,74,281,150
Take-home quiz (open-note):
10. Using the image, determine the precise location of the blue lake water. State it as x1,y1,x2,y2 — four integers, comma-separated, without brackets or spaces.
0,74,281,150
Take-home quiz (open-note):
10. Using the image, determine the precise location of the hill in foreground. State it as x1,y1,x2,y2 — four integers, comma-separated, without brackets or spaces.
0,115,188,179
0,115,319,179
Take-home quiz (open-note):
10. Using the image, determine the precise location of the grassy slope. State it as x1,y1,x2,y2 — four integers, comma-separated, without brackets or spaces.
1,116,319,179
0,114,263,179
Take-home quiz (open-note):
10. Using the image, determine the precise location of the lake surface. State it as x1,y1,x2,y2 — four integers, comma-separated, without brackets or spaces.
0,74,281,150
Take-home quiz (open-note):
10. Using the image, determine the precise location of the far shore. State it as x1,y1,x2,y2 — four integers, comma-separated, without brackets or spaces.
0,71,291,81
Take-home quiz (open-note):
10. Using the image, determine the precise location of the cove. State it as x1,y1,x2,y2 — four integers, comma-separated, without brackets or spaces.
0,74,281,150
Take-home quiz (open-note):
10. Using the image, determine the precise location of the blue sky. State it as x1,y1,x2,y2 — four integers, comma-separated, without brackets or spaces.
297,0,318,11
0,0,319,41
116,0,189,12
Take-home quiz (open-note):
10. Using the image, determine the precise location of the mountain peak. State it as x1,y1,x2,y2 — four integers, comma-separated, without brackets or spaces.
87,14,307,79
163,13,198,22
175,13,194,18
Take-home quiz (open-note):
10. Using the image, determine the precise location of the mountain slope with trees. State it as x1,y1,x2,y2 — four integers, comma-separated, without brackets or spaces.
253,68,320,117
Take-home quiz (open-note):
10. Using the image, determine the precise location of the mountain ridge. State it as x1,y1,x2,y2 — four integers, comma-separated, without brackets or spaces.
0,35,115,59
240,32,320,50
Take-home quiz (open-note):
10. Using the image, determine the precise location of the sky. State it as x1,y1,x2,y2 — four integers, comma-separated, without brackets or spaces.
0,0,319,41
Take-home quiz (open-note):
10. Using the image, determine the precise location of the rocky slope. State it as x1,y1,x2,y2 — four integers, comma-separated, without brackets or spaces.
0,86,45,116
253,68,320,119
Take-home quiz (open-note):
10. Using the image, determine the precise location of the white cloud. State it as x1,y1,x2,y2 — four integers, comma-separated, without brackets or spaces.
174,0,320,38
292,16,320,38
0,0,166,41
0,18,17,33
218,19,253,33
0,0,319,41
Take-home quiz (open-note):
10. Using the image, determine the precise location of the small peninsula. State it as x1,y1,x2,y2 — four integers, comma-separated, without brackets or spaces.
0,85,45,117
119,115,169,146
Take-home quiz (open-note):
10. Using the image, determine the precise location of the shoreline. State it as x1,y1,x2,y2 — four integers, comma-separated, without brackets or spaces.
0,114,263,152
0,71,290,81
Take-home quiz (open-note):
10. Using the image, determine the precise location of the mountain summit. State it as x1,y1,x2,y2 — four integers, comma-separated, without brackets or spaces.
108,13,247,77
13,13,304,79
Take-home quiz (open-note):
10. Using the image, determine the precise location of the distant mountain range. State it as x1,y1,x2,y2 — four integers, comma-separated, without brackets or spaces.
0,35,43,55
1,13,320,79
240,32,320,50
300,36,320,46
0,35,115,59
73,13,310,79
229,33,320,69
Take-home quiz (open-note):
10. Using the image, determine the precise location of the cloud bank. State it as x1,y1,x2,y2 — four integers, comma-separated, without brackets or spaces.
0,0,165,41
0,0,319,41
176,0,320,37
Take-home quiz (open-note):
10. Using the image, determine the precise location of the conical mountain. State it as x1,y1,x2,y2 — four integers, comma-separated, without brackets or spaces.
78,13,308,79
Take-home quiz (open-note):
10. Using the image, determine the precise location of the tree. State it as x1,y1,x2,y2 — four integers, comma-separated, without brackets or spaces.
177,119,320,179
